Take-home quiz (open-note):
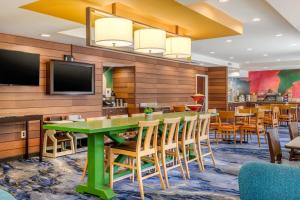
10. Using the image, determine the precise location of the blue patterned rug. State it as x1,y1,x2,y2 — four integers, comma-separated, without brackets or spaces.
0,127,298,200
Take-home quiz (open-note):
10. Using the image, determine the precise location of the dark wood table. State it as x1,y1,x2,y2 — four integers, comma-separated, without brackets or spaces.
0,115,43,162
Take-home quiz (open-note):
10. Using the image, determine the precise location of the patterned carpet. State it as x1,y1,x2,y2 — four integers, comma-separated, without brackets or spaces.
0,127,298,200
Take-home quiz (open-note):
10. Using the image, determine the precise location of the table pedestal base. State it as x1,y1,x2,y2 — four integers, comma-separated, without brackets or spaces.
76,184,115,200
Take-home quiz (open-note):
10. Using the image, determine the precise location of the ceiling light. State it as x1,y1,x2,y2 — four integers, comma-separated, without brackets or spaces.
95,17,133,47
134,28,166,54
40,33,51,38
226,39,232,43
263,67,269,69
247,48,253,51
245,61,250,64
276,59,281,62
219,0,229,2
252,18,261,22
229,56,234,59
209,51,215,54
275,33,283,37
263,54,268,57
164,36,191,59
291,43,297,47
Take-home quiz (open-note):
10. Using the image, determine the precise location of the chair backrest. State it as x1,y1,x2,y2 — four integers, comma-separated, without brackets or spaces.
86,116,107,122
271,106,279,123
197,114,211,139
152,111,163,116
239,162,300,200
173,105,186,112
235,106,244,113
109,114,129,119
288,122,299,140
136,120,160,155
219,111,235,124
161,117,181,149
131,113,145,117
266,128,282,163
182,115,197,144
239,108,258,114
207,109,217,113
255,111,265,126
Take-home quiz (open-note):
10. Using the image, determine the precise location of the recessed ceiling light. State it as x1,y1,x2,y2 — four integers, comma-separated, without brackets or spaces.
209,51,215,54
225,39,232,43
247,48,253,51
252,18,261,22
263,54,268,57
40,33,51,38
276,59,281,62
291,43,297,47
275,33,283,37
263,67,269,69
219,0,229,2
245,61,250,64
229,56,234,59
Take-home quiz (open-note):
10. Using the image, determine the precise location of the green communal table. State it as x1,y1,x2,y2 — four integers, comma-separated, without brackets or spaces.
43,111,217,200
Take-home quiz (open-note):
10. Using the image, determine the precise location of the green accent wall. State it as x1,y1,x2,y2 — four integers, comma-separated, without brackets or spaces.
104,67,113,88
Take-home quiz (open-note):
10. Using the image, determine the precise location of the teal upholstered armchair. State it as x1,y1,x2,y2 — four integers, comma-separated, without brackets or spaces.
0,189,15,200
239,162,300,200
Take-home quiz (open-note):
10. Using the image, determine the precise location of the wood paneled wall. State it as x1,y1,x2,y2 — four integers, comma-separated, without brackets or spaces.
0,34,102,159
207,67,228,110
0,33,228,160
135,61,207,109
112,67,137,114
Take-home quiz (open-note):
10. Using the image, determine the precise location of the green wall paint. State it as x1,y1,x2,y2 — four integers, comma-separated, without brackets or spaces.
104,67,113,88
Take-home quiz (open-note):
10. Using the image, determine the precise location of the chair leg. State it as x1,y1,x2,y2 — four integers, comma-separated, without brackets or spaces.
154,151,166,190
81,159,88,182
161,150,169,188
196,141,205,171
109,150,114,189
207,139,216,167
257,132,261,147
136,157,145,200
233,130,237,144
182,144,190,179
175,146,186,180
240,129,243,144
130,158,135,183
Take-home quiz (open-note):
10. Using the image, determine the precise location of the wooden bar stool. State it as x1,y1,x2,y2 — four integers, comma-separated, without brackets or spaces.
196,114,216,170
180,115,203,179
109,120,165,200
159,117,186,188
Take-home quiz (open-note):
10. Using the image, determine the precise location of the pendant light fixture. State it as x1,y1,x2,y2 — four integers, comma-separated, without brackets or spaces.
164,36,192,59
134,28,166,54
95,17,133,47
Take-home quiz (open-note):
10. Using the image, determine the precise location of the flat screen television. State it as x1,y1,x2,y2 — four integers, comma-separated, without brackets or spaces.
0,49,40,86
48,60,95,95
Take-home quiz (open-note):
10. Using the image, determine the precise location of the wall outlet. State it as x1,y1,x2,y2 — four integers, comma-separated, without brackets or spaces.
21,130,26,139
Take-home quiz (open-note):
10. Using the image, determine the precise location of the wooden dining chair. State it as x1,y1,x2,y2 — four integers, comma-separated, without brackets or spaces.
109,114,129,119
217,111,239,144
278,104,297,125
159,117,186,188
207,109,220,140
180,115,203,178
81,116,109,181
288,122,300,161
196,114,216,170
264,106,279,128
266,128,282,164
240,110,266,147
109,120,165,200
131,113,146,117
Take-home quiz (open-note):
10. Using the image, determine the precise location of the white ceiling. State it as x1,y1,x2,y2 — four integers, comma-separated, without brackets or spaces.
1,0,300,72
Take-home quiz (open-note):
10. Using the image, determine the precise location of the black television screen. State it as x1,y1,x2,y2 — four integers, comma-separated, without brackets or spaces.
49,60,95,95
0,49,40,86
